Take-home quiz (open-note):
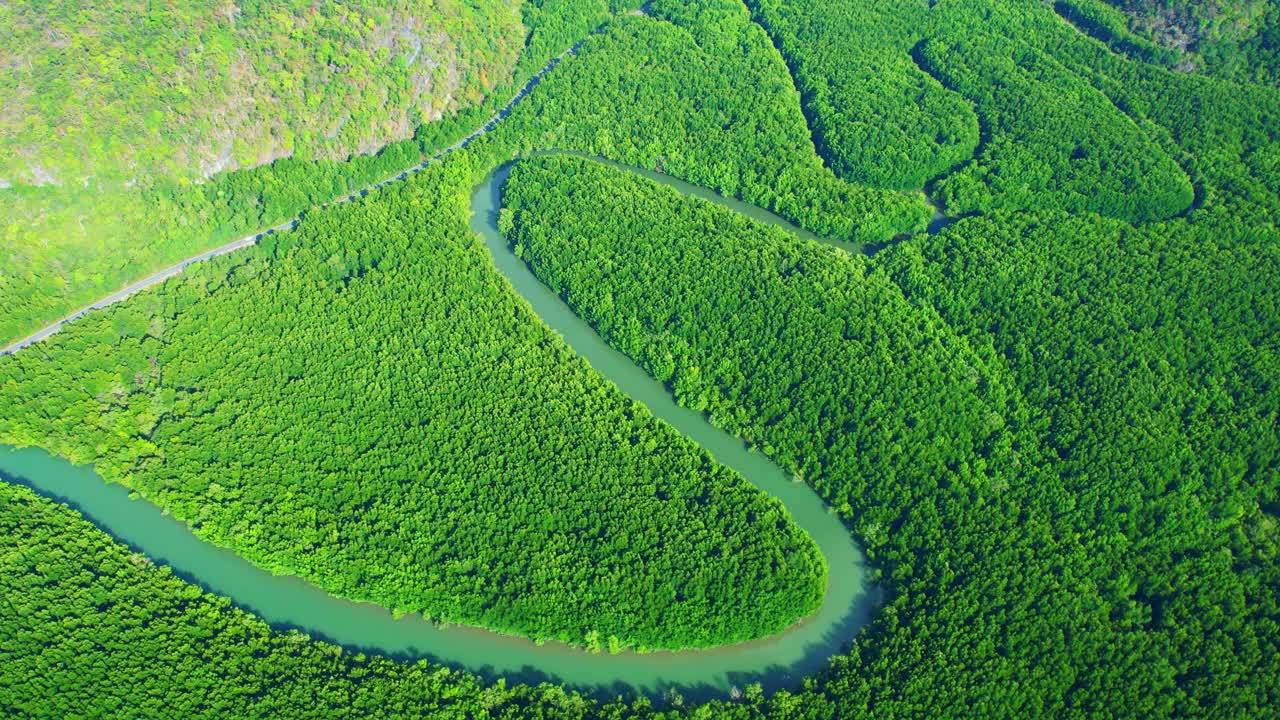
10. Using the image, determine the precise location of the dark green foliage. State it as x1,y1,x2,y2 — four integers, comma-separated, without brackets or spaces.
483,0,930,245
1242,5,1280,84
744,0,980,189
500,153,1280,716
943,0,1280,224
0,481,617,719
0,155,825,653
921,10,1195,221
734,0,1197,220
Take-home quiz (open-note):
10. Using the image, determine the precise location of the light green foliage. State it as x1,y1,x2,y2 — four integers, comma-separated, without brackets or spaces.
922,5,1195,221
0,0,641,347
745,0,980,189
1,0,528,346
1,0,923,348
0,0,523,186
0,138,424,345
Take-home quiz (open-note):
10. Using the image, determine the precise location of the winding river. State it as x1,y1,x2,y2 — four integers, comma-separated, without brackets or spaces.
0,155,879,702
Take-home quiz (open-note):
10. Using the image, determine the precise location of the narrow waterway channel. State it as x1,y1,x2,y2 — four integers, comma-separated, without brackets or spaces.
0,156,878,703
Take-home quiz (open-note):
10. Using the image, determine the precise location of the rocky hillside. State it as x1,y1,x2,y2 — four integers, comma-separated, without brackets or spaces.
0,0,524,189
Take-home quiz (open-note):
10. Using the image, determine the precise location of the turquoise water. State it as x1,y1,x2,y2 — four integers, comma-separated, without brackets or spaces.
0,155,876,702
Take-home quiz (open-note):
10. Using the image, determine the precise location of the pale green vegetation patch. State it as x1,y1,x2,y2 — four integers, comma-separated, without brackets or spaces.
0,0,524,186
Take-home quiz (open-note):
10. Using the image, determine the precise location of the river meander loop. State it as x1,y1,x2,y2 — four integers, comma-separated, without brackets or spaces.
0,156,878,704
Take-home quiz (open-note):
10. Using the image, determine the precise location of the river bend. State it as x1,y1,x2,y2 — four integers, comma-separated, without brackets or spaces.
0,26,884,702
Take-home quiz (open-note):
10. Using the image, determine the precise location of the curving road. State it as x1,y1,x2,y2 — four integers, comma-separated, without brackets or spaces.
0,36,591,358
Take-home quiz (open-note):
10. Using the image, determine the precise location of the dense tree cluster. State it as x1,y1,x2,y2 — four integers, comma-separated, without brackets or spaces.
938,0,1280,229
499,150,1279,715
415,0,649,153
482,0,930,245
744,0,980,190
0,152,825,654
501,155,1020,537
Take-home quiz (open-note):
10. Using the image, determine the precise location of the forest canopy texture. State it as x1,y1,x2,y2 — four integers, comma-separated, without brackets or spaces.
2,0,1279,717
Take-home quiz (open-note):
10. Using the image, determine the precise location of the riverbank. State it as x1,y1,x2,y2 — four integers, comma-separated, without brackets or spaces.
0,158,881,701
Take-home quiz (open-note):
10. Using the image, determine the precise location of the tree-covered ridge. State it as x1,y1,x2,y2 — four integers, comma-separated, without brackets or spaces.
0,152,825,653
921,19,1194,221
500,153,1279,715
0,0,523,187
484,0,930,245
744,0,980,190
